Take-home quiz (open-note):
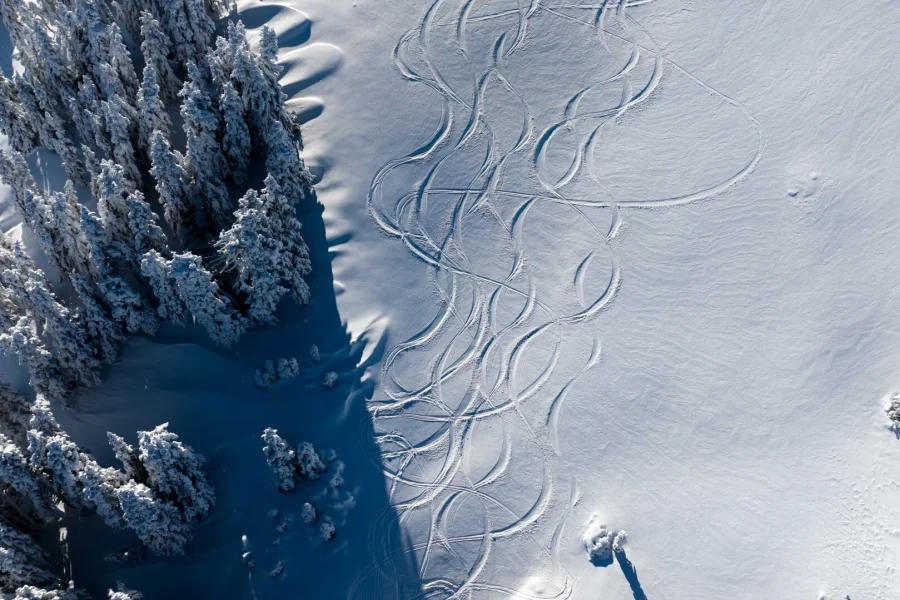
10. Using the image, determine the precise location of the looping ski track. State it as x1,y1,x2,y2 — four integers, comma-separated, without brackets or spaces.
356,1,765,597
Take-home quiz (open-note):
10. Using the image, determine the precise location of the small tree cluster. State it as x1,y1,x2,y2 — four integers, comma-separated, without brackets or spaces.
254,357,300,389
260,429,326,492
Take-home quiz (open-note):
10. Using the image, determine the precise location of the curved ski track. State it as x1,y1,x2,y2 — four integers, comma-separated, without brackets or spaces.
358,1,766,598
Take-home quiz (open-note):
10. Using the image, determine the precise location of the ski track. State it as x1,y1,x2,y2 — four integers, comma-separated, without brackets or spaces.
358,1,765,597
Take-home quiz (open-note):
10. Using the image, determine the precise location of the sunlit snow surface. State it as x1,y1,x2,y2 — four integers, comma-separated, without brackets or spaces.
4,0,900,598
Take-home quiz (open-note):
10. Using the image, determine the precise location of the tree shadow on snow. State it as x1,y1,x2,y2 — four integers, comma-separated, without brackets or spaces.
615,550,648,600
54,189,423,599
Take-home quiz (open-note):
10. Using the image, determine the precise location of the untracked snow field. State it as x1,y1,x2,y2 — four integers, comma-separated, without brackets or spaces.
5,0,900,599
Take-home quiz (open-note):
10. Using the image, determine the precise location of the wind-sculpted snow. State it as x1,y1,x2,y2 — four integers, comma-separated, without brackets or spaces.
360,1,764,597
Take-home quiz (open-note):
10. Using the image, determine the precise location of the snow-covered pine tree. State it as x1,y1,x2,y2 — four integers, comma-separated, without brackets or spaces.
137,423,214,525
127,190,169,267
96,161,135,260
26,426,88,510
259,174,312,305
149,130,193,240
0,381,31,448
265,121,313,203
216,190,286,325
25,278,100,387
167,252,246,346
80,207,159,336
260,428,298,491
107,432,146,482
46,181,92,280
116,480,191,556
105,22,139,101
220,81,250,184
231,44,274,149
0,521,56,593
140,251,189,325
258,26,294,133
137,63,172,157
0,317,67,402
79,462,126,529
297,441,325,481
180,68,231,229
70,274,123,365
101,97,141,187
140,11,182,103
0,72,38,154
178,253,246,342
207,20,248,91
0,433,55,521
107,583,144,600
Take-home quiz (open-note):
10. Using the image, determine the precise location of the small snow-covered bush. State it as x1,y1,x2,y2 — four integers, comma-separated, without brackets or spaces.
301,502,316,524
320,519,336,541
261,428,298,491
309,345,320,365
887,392,900,433
322,372,338,389
581,514,626,562
254,358,300,389
297,442,326,481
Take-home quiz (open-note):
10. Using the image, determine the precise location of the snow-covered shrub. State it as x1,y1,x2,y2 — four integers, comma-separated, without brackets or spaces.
255,358,301,389
301,502,316,524
887,392,900,434
261,428,298,491
323,372,338,389
297,442,326,481
309,345,320,365
320,519,336,541
581,515,623,563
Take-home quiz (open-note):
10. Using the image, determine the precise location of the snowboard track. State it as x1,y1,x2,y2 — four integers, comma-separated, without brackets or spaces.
358,1,765,598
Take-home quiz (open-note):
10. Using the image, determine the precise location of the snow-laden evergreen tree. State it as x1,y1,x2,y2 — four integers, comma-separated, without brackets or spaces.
137,63,172,157
116,480,190,556
167,253,246,346
79,462,126,529
231,44,275,148
297,441,325,481
0,73,38,154
81,207,159,336
11,585,85,600
96,161,134,260
216,190,286,325
107,432,145,482
140,11,181,103
0,433,54,521
265,121,313,203
46,181,93,281
140,251,189,325
25,278,100,387
0,521,55,593
180,69,231,229
208,20,248,90
149,130,192,240
28,27,75,115
259,175,312,304
101,97,140,187
220,81,250,185
70,275,123,365
0,382,31,447
0,317,67,402
137,423,214,525
27,426,87,509
127,191,169,264
105,23,139,101
261,428,297,491
107,583,144,600
258,26,294,133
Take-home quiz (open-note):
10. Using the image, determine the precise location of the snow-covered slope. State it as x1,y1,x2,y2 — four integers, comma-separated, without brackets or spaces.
5,0,900,598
